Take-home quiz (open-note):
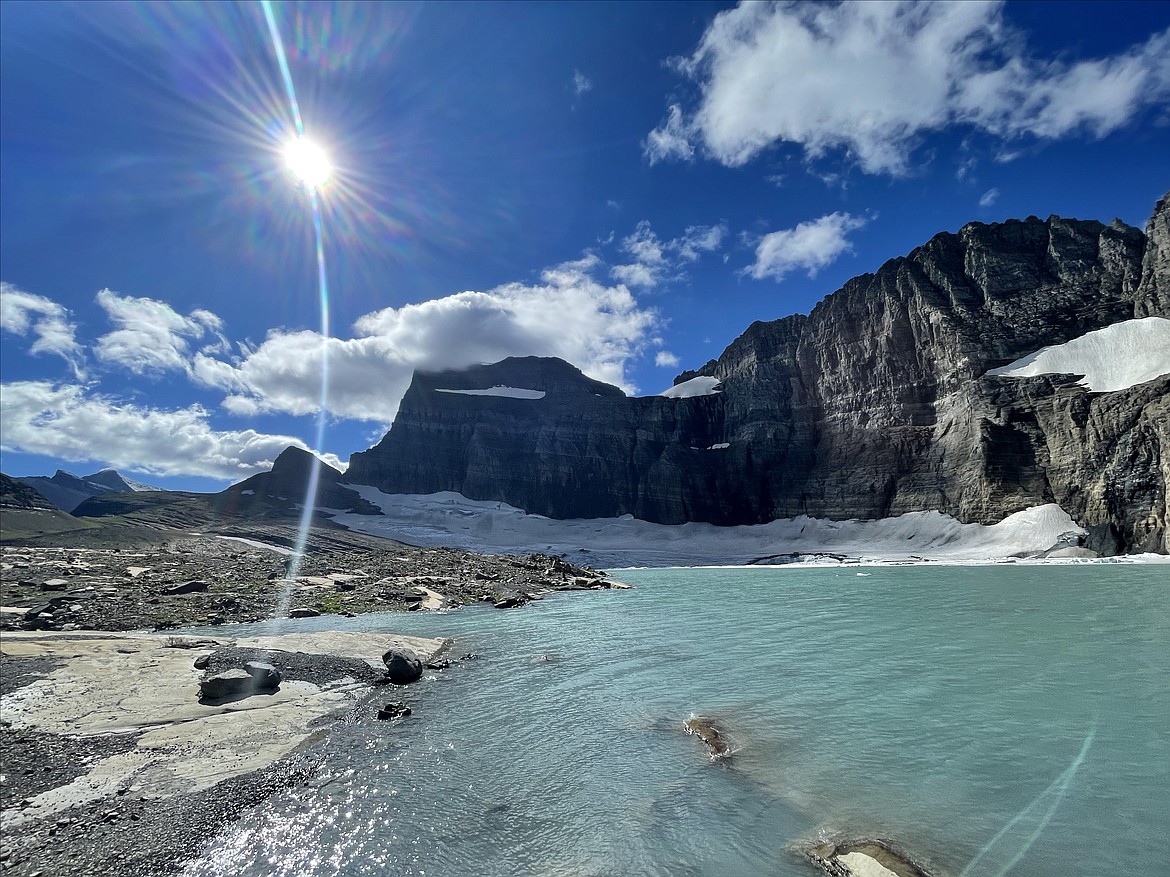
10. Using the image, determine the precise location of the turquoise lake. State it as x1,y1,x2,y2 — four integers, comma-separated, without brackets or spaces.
183,564,1169,876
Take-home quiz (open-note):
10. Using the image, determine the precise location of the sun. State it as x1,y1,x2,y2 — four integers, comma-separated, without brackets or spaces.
283,136,332,190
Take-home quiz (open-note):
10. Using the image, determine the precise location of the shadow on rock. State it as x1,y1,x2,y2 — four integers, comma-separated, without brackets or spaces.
198,661,282,704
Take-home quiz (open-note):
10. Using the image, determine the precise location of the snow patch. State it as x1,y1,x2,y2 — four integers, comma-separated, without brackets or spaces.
240,489,255,496
434,386,546,400
707,442,730,450
328,488,1116,568
985,317,1170,392
661,376,722,398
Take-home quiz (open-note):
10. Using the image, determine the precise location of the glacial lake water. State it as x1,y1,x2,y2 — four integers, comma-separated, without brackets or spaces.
182,564,1169,877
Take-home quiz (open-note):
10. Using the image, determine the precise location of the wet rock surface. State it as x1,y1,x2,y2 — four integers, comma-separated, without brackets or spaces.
683,715,732,760
805,838,937,877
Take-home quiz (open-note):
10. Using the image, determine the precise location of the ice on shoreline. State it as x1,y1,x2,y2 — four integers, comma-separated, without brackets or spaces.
329,489,1165,568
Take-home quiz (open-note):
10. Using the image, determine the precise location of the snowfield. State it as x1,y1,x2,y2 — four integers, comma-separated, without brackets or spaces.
985,317,1170,392
434,386,546,399
326,488,1165,568
659,375,722,398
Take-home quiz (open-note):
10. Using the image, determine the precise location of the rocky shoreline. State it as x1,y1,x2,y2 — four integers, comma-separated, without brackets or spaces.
0,522,635,877
0,629,453,877
0,526,626,633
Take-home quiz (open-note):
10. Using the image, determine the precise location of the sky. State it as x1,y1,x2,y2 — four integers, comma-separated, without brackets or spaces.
2,0,1168,492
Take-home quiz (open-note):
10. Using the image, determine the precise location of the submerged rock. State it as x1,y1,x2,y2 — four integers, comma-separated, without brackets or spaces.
376,701,411,720
807,838,935,877
683,715,731,760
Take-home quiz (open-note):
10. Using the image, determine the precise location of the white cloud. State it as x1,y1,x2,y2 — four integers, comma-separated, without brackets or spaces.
610,220,727,288
674,223,727,262
647,0,1170,175
0,381,343,479
198,256,660,423
94,289,225,376
655,351,681,368
747,212,867,282
0,281,84,377
573,70,593,96
611,262,661,289
644,104,694,164
979,187,1000,207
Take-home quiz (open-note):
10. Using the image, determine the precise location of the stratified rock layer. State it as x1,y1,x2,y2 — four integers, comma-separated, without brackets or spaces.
346,195,1170,554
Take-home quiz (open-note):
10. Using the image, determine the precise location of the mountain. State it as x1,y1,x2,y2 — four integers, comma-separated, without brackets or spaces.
1,472,96,539
16,468,159,513
213,446,381,518
66,446,380,530
345,193,1170,555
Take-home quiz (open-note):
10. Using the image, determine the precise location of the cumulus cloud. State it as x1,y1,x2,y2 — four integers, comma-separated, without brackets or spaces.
610,221,727,288
573,70,593,96
0,381,343,479
95,289,225,376
647,0,1170,175
979,187,1000,208
197,255,660,423
0,281,84,377
747,212,867,282
655,351,681,368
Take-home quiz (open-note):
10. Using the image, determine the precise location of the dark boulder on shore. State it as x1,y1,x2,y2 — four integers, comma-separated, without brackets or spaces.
199,662,283,700
382,648,423,684
244,661,282,689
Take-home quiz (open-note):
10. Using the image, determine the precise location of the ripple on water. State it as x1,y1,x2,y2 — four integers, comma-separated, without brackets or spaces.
184,564,1170,877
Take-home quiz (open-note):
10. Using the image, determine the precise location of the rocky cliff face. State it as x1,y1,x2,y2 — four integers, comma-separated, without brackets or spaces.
346,194,1170,554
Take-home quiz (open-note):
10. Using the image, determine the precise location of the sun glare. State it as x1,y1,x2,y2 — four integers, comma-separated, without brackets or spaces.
284,136,332,190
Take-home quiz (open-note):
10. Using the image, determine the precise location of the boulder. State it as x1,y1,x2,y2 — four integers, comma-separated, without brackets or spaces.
288,607,320,618
164,580,209,595
199,669,254,700
381,648,423,684
244,661,282,690
806,839,935,877
493,594,527,609
376,701,412,721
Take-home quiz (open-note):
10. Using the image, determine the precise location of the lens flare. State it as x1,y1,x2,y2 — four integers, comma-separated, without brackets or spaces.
284,136,332,190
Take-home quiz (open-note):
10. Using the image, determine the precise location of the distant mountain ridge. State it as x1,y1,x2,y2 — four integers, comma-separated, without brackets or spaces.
16,468,160,513
345,192,1170,555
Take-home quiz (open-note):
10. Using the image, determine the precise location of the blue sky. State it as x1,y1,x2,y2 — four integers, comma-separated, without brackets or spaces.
2,0,1168,491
